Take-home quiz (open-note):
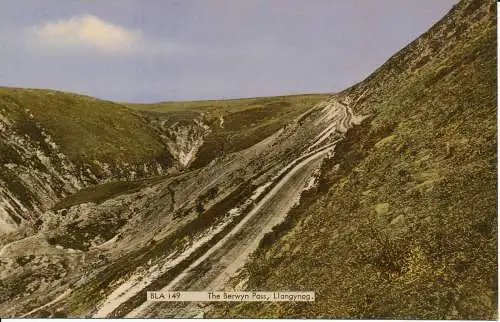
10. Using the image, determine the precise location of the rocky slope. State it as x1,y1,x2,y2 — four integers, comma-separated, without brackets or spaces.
0,88,330,317
210,0,497,319
129,94,330,169
0,89,324,238
139,110,211,168
0,88,175,236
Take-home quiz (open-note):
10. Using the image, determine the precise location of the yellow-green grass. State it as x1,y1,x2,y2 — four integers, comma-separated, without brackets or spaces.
0,87,169,165
130,94,331,168
212,0,497,319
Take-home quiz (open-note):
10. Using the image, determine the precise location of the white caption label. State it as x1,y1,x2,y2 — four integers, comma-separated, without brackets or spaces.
147,291,315,302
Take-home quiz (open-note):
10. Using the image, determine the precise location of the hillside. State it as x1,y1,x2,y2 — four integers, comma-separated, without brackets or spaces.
0,88,175,236
0,86,336,318
0,87,326,236
0,88,171,163
209,0,497,319
128,94,330,168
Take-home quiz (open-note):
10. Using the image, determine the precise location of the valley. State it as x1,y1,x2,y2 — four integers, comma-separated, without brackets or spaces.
0,0,496,319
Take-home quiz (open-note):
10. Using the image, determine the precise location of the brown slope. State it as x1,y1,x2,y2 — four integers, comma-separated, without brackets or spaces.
210,0,497,319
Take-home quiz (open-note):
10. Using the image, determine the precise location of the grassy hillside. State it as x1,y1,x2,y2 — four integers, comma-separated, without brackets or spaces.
128,93,329,115
211,0,496,319
0,87,171,165
129,94,330,168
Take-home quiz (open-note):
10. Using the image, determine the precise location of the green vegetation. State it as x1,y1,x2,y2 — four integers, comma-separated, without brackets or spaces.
0,88,326,216
51,176,167,211
0,87,171,165
128,93,329,116
0,88,328,169
130,94,330,168
211,0,497,319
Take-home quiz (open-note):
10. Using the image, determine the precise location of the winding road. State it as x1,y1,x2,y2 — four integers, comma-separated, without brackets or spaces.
91,100,357,318
126,144,335,318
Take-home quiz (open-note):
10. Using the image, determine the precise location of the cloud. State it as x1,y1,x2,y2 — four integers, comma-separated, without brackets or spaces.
23,15,277,58
29,15,143,53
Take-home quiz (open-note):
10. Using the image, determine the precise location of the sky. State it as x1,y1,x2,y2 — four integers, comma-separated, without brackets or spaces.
0,0,457,102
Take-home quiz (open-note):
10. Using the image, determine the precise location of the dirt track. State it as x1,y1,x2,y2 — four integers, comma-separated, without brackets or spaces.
126,145,335,317
89,99,357,318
